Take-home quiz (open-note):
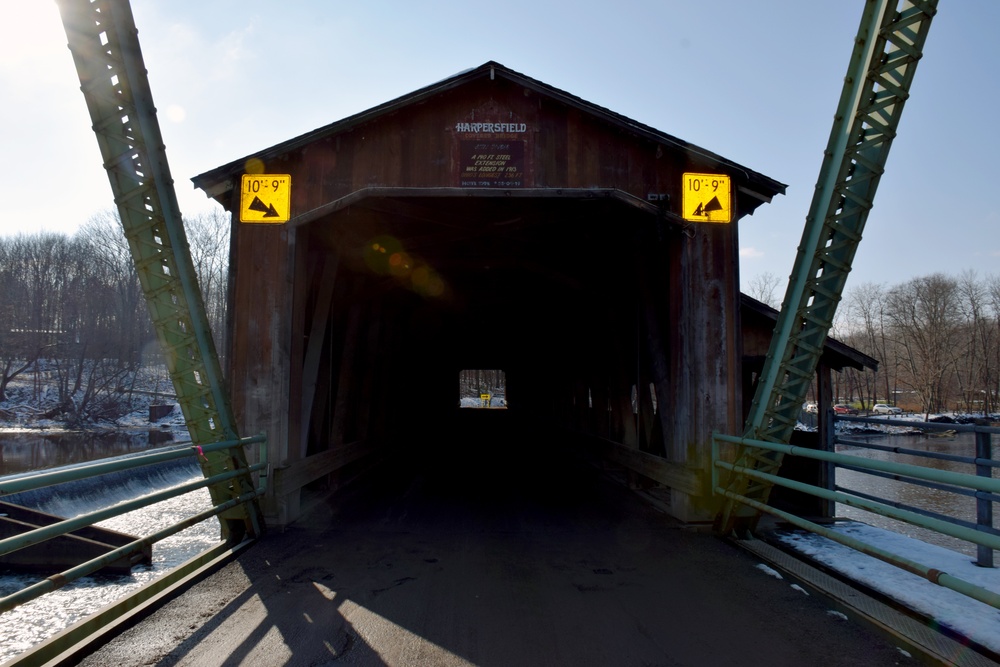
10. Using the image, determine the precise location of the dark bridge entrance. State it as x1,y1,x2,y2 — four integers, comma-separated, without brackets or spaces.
193,62,787,526
290,189,660,435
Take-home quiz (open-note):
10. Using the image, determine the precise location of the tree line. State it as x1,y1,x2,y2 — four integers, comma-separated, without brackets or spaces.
0,210,230,424
749,271,1000,415
459,369,506,398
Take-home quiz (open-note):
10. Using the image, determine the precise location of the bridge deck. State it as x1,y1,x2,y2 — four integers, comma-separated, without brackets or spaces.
79,420,913,666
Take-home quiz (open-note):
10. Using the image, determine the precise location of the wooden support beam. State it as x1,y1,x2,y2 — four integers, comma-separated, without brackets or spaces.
594,438,702,496
272,440,378,498
299,252,341,458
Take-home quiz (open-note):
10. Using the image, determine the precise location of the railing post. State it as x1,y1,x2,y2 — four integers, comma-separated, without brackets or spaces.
975,423,994,568
822,411,836,519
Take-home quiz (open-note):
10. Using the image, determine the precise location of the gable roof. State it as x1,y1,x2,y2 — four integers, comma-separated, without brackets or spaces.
192,61,786,203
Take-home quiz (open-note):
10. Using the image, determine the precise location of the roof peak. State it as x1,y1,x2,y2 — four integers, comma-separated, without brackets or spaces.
193,61,785,202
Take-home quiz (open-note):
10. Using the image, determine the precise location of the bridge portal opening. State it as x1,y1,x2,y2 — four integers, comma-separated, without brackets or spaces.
195,62,790,526
458,369,507,409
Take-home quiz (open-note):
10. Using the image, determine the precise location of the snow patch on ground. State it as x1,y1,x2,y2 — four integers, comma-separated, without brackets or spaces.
755,563,784,579
775,522,1000,655
797,410,999,435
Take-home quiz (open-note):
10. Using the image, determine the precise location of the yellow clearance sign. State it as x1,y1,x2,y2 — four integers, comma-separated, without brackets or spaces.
240,174,291,224
682,173,732,223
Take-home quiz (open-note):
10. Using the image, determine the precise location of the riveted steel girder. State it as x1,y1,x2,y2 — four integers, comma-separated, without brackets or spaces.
56,0,261,538
720,0,937,533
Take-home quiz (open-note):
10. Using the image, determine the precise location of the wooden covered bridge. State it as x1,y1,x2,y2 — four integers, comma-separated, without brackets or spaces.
22,6,951,662
191,61,870,528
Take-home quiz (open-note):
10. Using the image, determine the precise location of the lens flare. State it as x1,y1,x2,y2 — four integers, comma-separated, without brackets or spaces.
363,235,402,274
244,157,265,174
362,236,445,297
411,266,430,288
426,276,445,297
388,252,412,277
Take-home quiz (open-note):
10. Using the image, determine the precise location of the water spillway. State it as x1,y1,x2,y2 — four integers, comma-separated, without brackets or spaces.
0,500,151,575
0,448,201,575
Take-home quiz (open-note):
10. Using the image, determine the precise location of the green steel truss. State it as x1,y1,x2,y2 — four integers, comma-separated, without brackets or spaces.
720,0,937,533
57,0,261,539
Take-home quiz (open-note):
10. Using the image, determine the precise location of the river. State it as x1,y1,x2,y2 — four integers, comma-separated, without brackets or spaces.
0,428,177,476
836,430,998,559
0,430,221,664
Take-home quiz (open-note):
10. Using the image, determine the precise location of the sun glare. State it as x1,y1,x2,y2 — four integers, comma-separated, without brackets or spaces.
7,2,67,70
165,104,187,123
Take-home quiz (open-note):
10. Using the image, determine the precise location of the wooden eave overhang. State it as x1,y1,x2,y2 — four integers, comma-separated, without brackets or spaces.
740,294,878,372
191,61,787,206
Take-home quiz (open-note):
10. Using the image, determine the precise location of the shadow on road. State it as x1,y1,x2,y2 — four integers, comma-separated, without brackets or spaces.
82,412,915,666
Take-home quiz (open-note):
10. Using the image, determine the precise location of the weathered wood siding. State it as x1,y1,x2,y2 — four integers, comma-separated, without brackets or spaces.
243,77,709,216
212,65,784,525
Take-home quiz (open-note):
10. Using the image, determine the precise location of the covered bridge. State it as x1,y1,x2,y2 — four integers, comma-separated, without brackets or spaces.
193,61,796,527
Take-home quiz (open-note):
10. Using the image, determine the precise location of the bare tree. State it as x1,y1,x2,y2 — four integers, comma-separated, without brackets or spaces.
953,272,994,412
885,274,963,415
846,282,894,408
0,236,52,402
988,274,1000,413
76,210,150,369
185,209,232,365
0,233,75,403
745,271,783,309
458,368,507,406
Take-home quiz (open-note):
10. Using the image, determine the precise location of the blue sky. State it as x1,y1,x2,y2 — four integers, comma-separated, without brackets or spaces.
3,1,998,293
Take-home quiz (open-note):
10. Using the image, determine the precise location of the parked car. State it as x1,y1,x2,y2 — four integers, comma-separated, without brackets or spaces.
803,402,818,414
872,403,902,415
833,404,859,415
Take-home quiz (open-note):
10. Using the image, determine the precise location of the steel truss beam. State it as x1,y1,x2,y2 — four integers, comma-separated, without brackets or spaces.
57,0,261,538
720,0,937,533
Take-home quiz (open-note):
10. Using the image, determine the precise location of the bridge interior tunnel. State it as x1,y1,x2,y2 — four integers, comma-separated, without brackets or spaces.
280,191,680,515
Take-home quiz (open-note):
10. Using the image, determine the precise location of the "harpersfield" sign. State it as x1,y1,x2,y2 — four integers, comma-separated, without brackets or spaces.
454,122,527,133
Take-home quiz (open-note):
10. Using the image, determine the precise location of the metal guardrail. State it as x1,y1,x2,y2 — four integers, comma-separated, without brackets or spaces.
0,435,267,618
835,415,997,567
711,429,1000,611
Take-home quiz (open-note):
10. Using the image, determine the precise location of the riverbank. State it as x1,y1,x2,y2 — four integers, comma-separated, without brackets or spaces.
0,367,185,434
0,371,190,476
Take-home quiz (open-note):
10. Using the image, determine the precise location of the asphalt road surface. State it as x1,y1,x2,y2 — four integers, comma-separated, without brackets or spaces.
80,418,915,666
